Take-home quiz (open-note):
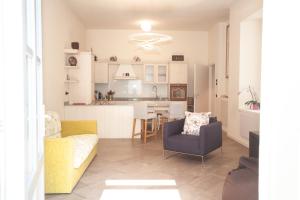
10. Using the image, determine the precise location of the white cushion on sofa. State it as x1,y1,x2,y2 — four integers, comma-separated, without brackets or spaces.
182,111,211,136
45,111,61,138
67,134,98,168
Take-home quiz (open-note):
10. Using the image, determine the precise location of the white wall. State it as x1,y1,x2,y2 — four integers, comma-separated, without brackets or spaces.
208,23,228,130
43,0,86,117
239,18,262,108
86,29,209,99
260,1,300,198
228,0,263,146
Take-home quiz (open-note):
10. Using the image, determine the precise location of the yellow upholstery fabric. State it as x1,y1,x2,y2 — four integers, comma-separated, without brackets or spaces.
45,120,98,193
61,120,97,137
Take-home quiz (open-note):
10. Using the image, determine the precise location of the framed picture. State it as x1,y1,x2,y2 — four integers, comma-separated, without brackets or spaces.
170,84,187,101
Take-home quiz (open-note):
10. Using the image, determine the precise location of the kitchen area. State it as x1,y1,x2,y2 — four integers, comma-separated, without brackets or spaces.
64,49,193,138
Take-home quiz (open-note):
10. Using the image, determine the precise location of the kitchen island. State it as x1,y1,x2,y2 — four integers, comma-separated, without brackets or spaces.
64,100,186,138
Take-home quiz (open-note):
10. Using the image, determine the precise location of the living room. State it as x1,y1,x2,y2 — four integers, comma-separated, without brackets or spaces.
0,0,299,200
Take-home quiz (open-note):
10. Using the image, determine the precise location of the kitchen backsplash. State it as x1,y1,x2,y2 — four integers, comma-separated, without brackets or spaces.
95,80,168,98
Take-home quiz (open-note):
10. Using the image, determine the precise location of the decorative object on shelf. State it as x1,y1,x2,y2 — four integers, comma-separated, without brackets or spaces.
68,56,77,66
94,55,98,61
129,20,172,51
66,74,70,80
133,56,141,63
98,92,102,100
172,55,184,61
239,86,260,110
106,90,115,101
94,90,98,100
71,42,79,50
110,56,118,62
170,84,187,101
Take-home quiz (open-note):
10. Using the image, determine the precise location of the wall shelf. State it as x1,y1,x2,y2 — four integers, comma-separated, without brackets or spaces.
64,80,79,84
64,65,79,69
64,49,79,54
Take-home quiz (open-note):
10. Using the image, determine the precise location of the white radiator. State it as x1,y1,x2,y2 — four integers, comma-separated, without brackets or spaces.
239,109,260,139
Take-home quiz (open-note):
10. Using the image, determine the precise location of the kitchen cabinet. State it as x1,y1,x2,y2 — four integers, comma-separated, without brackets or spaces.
143,64,168,84
95,62,109,83
64,105,137,138
169,63,188,84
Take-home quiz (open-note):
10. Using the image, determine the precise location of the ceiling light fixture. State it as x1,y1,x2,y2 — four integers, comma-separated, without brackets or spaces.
140,21,152,32
129,21,172,51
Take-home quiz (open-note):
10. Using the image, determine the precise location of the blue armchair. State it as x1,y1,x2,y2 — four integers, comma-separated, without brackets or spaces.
163,117,222,163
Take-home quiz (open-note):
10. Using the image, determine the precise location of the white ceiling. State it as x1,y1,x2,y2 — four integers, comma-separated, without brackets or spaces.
65,0,235,30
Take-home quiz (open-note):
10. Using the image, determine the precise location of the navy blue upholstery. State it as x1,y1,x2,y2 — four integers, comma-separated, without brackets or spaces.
163,117,222,156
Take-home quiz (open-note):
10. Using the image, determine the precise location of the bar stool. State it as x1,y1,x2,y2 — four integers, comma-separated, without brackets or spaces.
160,102,186,136
132,102,158,144
166,102,186,121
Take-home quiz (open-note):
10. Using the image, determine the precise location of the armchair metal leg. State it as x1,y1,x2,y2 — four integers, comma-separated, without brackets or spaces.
201,156,204,165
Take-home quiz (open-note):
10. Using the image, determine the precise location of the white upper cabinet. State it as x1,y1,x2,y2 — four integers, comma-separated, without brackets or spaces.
157,64,168,84
169,63,188,84
144,64,155,83
95,62,109,83
143,64,168,84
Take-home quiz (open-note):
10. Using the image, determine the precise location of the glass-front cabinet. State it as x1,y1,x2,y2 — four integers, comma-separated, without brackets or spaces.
144,64,168,84
157,64,168,83
144,64,155,83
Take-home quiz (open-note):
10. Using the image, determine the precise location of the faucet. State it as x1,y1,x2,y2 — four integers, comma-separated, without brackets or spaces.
152,85,158,99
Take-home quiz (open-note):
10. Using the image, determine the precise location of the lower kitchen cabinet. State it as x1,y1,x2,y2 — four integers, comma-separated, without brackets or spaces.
64,105,139,138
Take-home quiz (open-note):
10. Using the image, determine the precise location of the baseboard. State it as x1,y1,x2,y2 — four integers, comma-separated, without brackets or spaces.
227,134,249,148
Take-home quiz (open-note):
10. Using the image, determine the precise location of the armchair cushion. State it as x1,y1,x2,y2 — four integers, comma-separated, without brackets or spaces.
182,111,211,136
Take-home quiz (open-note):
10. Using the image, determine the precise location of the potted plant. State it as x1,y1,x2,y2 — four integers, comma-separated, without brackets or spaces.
244,86,260,110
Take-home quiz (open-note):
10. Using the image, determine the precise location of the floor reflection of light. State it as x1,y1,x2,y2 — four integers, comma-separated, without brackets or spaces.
105,179,177,186
100,179,181,200
100,189,181,200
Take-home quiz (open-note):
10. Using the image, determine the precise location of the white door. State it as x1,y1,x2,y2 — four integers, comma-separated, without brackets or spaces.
194,64,209,112
209,64,217,115
25,0,45,199
0,0,44,200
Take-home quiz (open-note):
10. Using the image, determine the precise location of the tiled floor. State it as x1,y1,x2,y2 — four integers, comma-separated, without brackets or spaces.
46,134,247,200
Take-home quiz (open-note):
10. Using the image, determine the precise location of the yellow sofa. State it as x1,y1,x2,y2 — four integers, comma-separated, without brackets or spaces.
45,120,98,193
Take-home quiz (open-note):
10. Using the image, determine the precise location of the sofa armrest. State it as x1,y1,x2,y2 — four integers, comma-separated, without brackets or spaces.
209,117,217,123
45,137,74,191
239,156,258,175
199,121,222,155
61,120,97,137
163,119,184,137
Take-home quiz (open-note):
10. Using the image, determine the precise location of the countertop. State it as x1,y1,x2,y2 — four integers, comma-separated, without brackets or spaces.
110,97,170,101
64,97,184,106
